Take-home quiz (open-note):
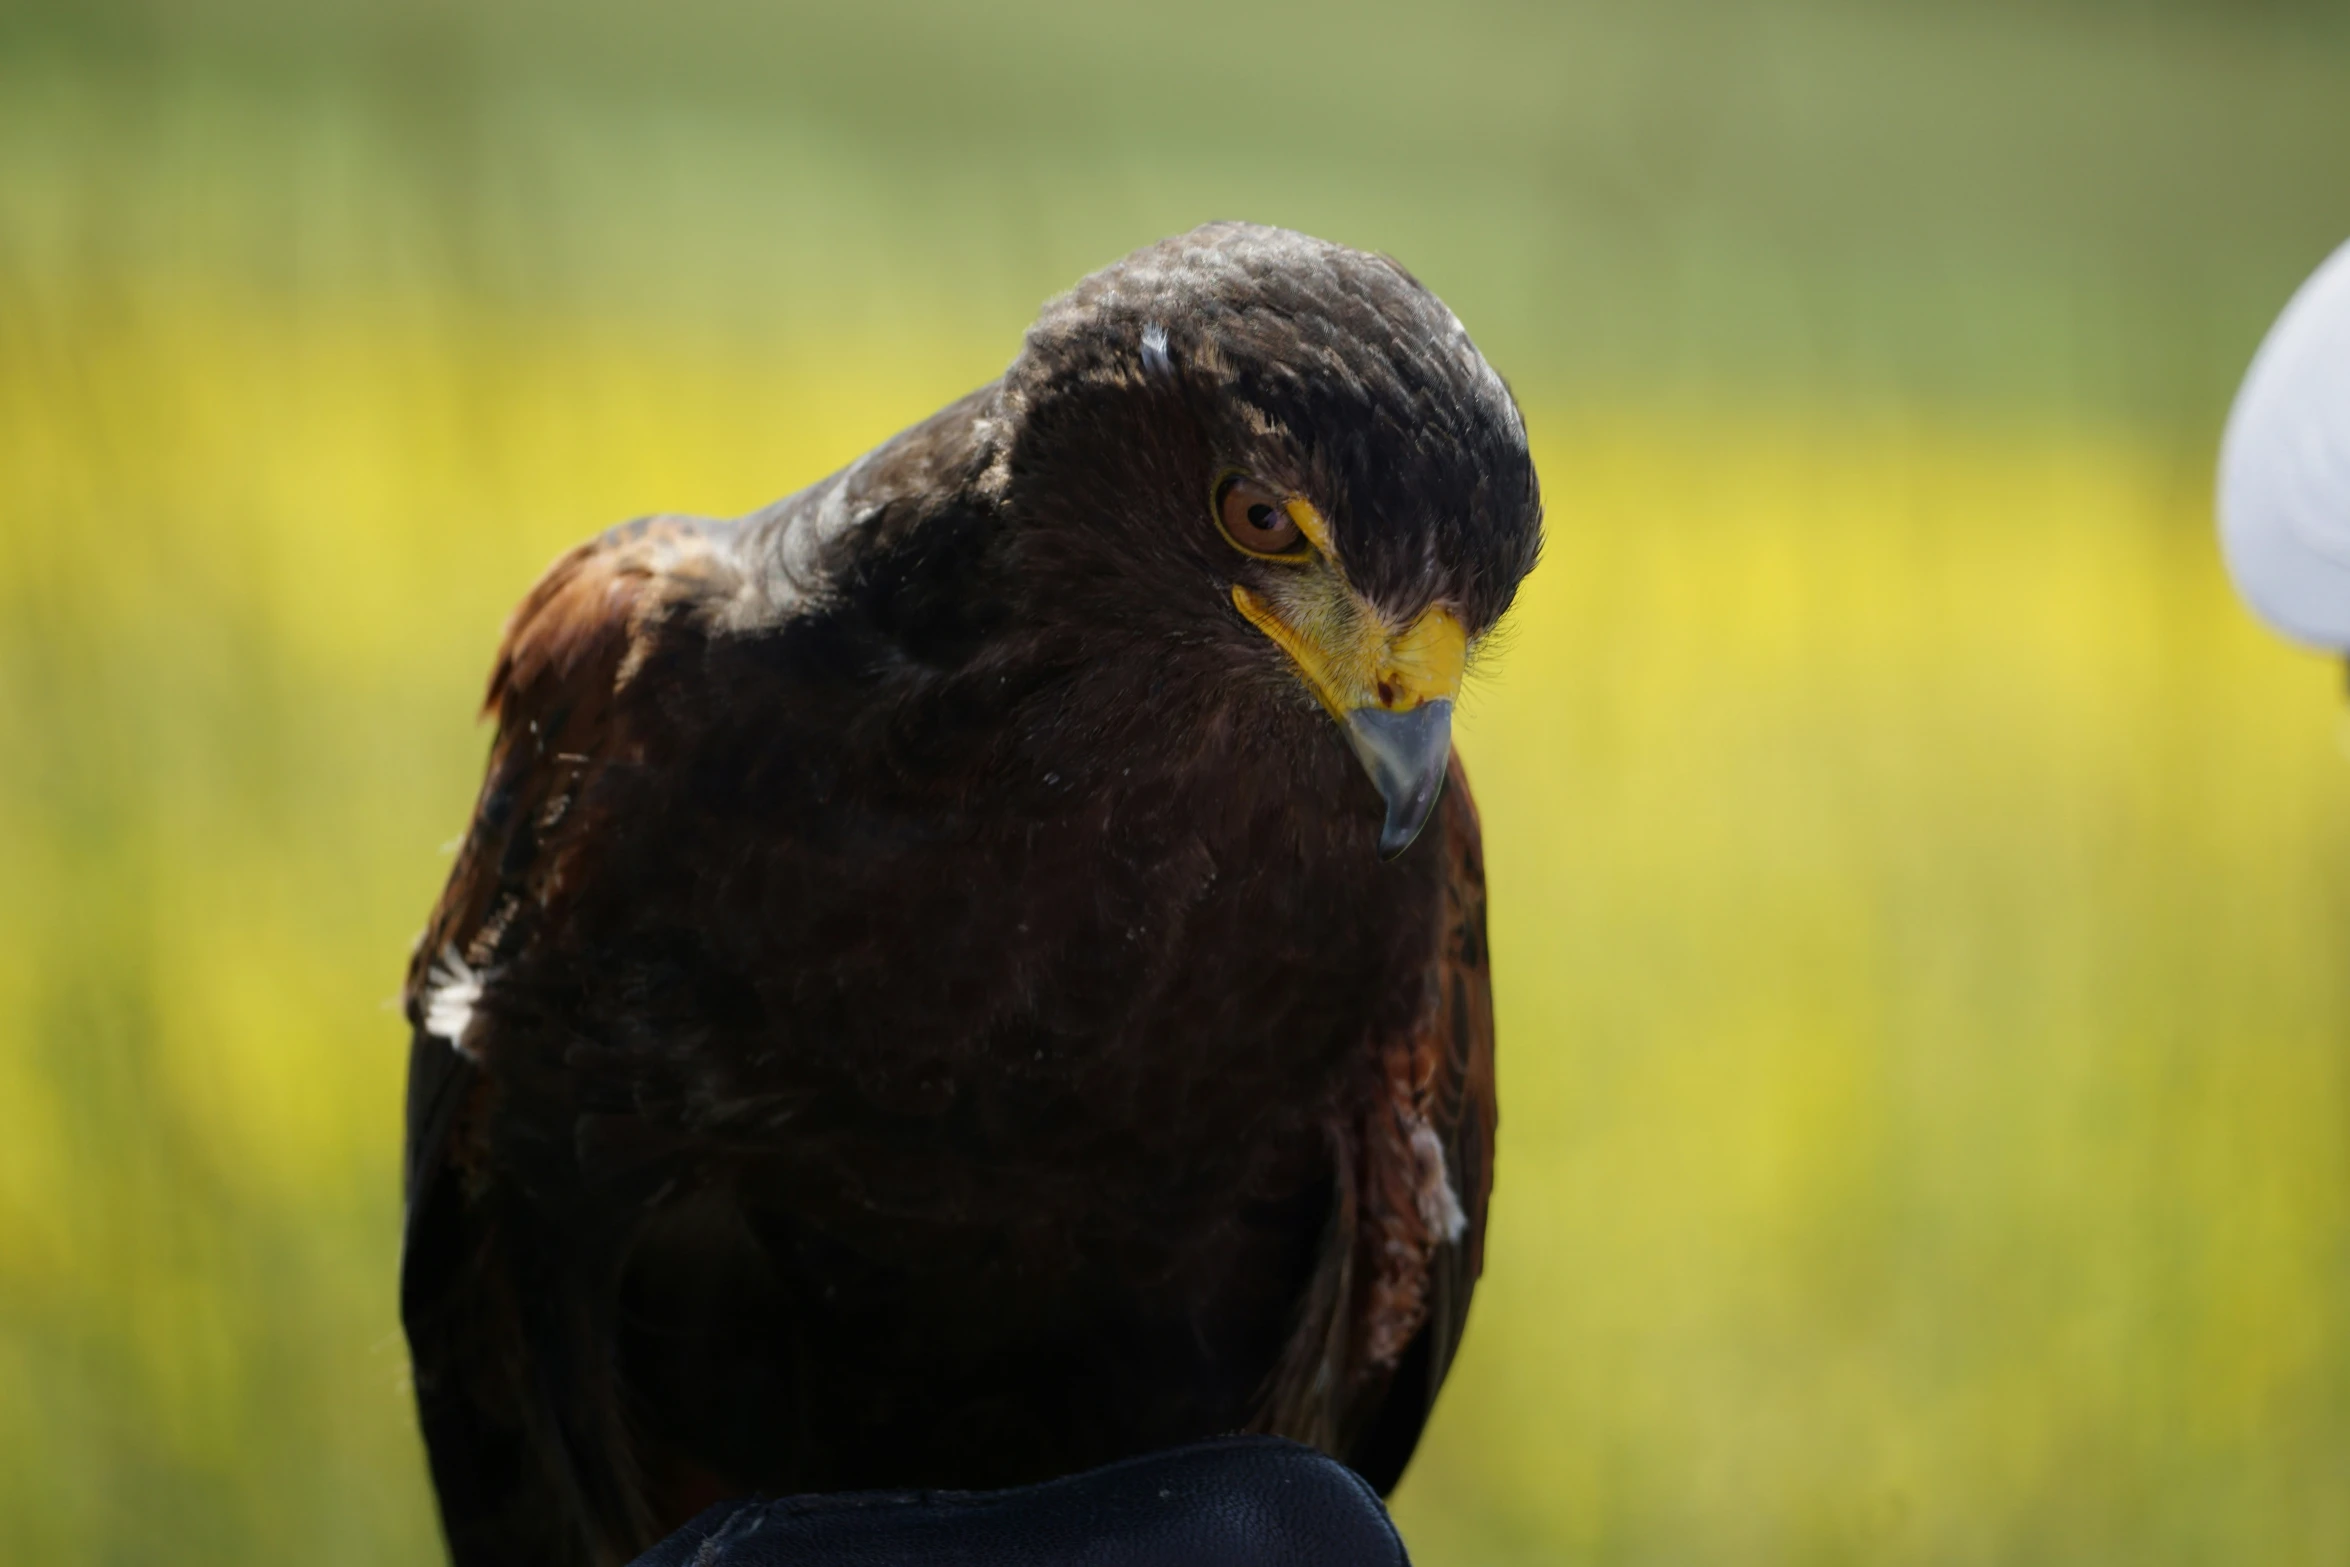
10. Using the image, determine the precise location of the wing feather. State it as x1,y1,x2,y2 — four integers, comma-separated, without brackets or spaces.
400,517,736,1567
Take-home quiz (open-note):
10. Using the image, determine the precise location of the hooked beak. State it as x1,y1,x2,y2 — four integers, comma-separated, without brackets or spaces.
1232,561,1468,860
1345,700,1455,858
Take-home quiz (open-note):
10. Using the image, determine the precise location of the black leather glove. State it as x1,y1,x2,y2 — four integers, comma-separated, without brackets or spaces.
629,1435,1411,1566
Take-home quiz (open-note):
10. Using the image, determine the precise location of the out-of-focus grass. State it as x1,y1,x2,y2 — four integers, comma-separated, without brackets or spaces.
6,1,2350,1562
6,285,2347,1564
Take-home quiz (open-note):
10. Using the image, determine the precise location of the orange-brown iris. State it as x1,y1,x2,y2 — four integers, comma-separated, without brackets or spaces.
1216,476,1306,558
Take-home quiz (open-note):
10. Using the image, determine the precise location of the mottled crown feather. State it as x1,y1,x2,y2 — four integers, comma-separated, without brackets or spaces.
1006,221,1542,633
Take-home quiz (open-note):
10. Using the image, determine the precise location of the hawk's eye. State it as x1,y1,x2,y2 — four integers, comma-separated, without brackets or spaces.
1216,476,1306,558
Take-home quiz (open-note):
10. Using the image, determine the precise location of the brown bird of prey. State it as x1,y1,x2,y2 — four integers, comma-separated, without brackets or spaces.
400,222,1541,1567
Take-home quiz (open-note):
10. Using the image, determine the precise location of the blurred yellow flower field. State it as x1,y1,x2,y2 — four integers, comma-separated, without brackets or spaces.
5,275,2346,1562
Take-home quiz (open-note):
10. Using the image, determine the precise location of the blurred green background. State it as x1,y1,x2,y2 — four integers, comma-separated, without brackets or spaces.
5,1,2350,1561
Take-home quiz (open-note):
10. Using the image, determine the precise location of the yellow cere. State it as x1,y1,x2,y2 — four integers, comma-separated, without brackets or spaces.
1378,606,1466,711
1231,544,1467,718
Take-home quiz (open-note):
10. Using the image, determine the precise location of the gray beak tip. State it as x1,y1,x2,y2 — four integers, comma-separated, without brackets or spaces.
1376,813,1431,861
1345,700,1454,861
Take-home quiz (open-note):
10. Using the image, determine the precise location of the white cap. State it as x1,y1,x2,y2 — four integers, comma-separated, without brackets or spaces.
2219,238,2350,650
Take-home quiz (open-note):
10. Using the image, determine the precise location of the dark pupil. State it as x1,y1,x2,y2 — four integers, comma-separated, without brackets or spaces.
1246,504,1277,534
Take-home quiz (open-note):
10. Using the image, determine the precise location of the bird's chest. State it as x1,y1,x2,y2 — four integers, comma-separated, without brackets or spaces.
636,770,1436,1213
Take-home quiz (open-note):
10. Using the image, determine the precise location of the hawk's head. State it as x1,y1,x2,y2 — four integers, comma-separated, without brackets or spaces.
995,222,1543,858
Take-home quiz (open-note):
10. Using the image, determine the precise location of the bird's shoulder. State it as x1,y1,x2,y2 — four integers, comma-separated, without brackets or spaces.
401,385,1009,1047
401,512,742,1049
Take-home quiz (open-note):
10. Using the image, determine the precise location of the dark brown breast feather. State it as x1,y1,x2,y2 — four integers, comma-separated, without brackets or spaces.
1252,756,1496,1489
